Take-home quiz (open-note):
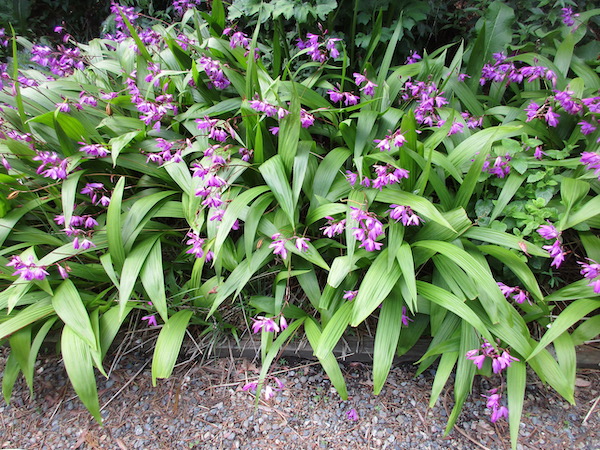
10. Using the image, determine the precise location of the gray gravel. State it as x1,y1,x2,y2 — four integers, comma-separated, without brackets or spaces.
1,342,598,449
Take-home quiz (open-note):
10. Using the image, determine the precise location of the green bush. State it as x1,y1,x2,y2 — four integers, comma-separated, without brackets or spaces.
0,1,599,448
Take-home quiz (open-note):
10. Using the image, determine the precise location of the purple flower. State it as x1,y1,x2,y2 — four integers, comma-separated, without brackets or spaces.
295,237,310,253
561,7,578,27
185,232,206,258
581,152,600,181
405,51,422,64
525,102,540,122
141,314,158,327
7,255,49,281
279,316,288,331
401,306,413,326
579,120,597,135
79,143,109,158
269,233,288,259
346,408,359,421
321,216,346,238
242,381,258,392
343,290,358,301
537,222,559,240
300,109,315,128
389,204,421,226
251,316,280,334
543,239,566,268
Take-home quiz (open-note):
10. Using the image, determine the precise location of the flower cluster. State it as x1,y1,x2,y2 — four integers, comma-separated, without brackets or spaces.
251,315,288,334
497,282,530,304
33,151,69,180
350,207,384,252
373,129,406,151
196,116,232,142
561,7,579,27
173,0,202,16
79,143,109,158
198,56,230,89
537,222,565,268
242,375,285,400
466,340,519,374
268,233,310,259
57,214,98,250
525,101,560,127
388,204,422,226
185,231,214,261
125,71,178,130
192,144,237,213
581,152,600,181
321,216,346,238
578,259,600,293
6,255,49,281
480,52,556,87
405,51,422,64
483,388,509,423
353,71,378,97
146,138,183,165
248,97,290,119
327,85,360,106
30,44,85,77
80,182,111,207
399,79,463,133
296,30,341,62
0,28,8,47
482,154,511,178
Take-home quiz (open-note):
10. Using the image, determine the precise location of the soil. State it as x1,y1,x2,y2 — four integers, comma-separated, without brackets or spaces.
0,331,599,450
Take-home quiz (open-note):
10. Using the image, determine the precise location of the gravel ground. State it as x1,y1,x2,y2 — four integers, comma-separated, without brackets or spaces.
1,334,599,450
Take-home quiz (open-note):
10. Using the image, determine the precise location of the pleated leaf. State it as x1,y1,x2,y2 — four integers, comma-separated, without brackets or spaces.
53,280,97,351
527,298,599,361
61,325,102,423
373,295,404,395
351,249,402,327
507,360,526,450
140,238,168,321
151,310,193,385
305,319,348,399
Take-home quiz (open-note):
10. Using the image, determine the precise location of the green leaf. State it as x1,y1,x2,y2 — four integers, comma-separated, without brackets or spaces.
61,325,102,423
258,155,295,227
416,281,495,344
507,360,526,450
312,147,351,199
109,130,143,166
61,170,85,230
106,177,126,270
490,172,526,221
429,351,458,408
304,319,348,399
561,192,600,230
373,294,404,395
99,305,132,359
315,301,353,359
463,227,547,257
351,249,402,327
396,243,417,312
214,186,270,258
2,353,21,404
478,245,544,302
53,280,97,351
119,236,160,319
0,297,54,339
527,298,600,361
9,327,32,394
140,238,168,322
413,241,505,322
151,310,193,385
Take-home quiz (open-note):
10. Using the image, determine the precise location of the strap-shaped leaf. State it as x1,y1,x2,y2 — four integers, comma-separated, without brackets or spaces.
527,298,600,361
373,294,404,395
62,325,102,423
119,236,160,319
106,177,126,270
53,280,97,351
259,155,295,227
351,249,402,327
305,319,348,400
140,238,168,321
152,310,193,385
507,360,526,450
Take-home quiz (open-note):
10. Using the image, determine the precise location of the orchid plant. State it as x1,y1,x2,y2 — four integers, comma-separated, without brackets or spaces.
0,1,598,449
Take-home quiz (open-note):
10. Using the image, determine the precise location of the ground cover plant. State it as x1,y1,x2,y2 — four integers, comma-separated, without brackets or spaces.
0,1,599,448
